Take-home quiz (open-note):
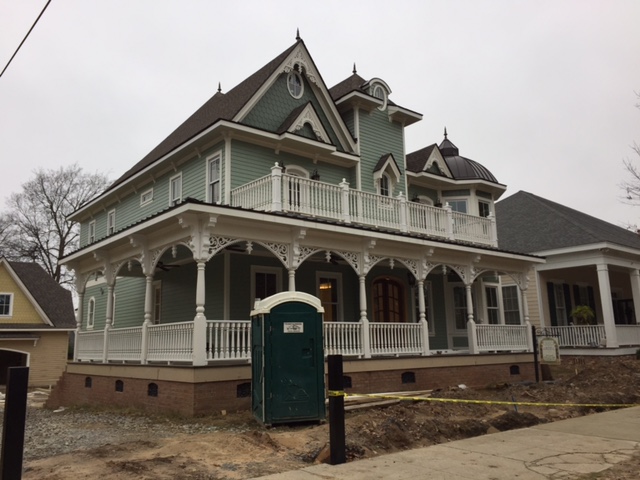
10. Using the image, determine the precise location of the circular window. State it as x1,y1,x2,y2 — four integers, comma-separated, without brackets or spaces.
372,84,387,110
287,71,304,99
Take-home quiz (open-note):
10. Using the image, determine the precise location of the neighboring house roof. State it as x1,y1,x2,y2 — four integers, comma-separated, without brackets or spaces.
495,191,640,253
1,258,76,329
109,41,300,190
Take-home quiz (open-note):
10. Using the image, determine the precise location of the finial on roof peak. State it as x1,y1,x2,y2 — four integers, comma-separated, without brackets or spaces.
444,126,448,139
217,82,222,93
353,62,357,74
296,28,300,41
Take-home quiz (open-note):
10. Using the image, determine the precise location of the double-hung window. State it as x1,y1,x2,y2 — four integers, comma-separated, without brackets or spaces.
170,173,182,206
317,273,342,322
207,154,221,204
502,285,521,325
88,220,96,243
87,297,96,328
485,286,500,324
0,293,13,317
107,210,116,235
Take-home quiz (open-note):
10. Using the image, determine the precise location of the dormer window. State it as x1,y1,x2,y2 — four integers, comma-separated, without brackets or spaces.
368,80,390,111
287,71,304,99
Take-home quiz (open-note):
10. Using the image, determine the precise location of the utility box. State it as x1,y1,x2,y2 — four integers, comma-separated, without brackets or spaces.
251,291,325,426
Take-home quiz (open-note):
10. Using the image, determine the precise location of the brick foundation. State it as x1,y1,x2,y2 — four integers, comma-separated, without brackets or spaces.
46,354,535,416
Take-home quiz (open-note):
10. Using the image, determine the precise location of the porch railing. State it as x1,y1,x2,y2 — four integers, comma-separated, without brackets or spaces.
229,166,497,246
76,319,537,364
538,325,606,348
616,325,640,346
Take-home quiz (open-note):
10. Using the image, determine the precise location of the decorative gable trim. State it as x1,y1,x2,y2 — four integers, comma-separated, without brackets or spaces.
0,259,54,327
288,103,330,143
425,148,453,178
373,153,402,184
234,42,357,154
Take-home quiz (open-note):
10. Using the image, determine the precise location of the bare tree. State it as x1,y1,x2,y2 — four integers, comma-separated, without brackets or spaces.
621,93,640,207
2,164,109,285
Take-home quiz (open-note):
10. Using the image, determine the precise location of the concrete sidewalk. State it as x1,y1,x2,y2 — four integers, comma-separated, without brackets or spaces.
252,406,640,479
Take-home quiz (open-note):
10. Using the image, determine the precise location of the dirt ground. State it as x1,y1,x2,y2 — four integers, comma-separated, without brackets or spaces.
22,356,640,480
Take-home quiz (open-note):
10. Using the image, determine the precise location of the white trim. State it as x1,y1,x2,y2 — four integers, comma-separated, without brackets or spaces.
224,137,231,204
169,172,182,206
140,188,154,206
287,71,304,99
288,103,331,143
107,209,116,236
111,292,116,327
250,265,283,307
0,292,14,317
316,272,343,322
206,151,222,204
87,296,96,329
0,348,30,366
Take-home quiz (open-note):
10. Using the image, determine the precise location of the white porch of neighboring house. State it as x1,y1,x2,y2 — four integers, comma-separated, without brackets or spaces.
65,201,540,368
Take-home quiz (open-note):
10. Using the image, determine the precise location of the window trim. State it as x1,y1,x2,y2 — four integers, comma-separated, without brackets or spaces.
0,293,14,317
478,200,491,218
107,210,116,236
502,285,522,325
88,220,96,244
87,297,96,329
169,173,182,206
140,188,154,206
379,173,392,197
206,152,222,204
484,284,500,325
445,198,468,214
316,272,343,322
287,71,304,99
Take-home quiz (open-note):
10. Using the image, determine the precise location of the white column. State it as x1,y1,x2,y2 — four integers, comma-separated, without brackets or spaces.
444,203,454,240
141,274,153,364
271,163,282,212
467,319,479,354
465,283,474,323
102,284,114,363
340,179,351,224
417,279,430,356
193,261,208,365
398,192,408,233
520,286,530,324
597,264,618,348
359,274,371,358
630,269,640,325
288,268,296,291
74,291,84,362
488,213,498,247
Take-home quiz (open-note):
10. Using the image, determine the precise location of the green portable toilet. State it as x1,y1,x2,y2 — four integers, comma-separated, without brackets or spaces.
251,291,325,426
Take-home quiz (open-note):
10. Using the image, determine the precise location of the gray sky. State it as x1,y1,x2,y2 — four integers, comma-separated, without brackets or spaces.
2,1,640,229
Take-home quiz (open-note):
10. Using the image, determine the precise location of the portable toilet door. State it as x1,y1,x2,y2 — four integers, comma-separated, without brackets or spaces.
251,291,325,425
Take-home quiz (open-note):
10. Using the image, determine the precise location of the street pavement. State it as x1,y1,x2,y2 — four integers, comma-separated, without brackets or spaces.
252,406,640,479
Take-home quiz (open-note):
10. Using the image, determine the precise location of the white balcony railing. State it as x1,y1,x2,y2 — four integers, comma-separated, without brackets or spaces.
538,325,606,348
369,322,424,356
473,323,531,352
107,326,142,361
324,321,363,356
207,320,252,361
229,165,498,246
75,330,105,362
146,321,194,362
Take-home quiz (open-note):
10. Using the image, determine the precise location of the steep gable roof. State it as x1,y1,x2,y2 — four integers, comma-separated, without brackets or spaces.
110,41,300,190
406,144,439,173
495,191,640,253
0,258,76,329
329,73,368,100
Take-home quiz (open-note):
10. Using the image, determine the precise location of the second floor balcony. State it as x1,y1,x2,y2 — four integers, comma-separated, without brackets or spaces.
230,164,498,247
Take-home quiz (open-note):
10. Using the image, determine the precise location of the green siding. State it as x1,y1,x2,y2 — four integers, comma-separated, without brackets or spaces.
113,277,146,328
242,73,343,150
426,273,449,350
358,108,405,195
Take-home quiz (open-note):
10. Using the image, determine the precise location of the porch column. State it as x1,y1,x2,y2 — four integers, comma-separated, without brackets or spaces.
630,269,640,324
271,163,282,212
520,286,530,324
417,279,430,356
74,290,84,362
193,261,208,366
288,268,296,291
465,283,474,323
596,264,618,348
359,274,371,358
102,284,114,363
140,274,154,364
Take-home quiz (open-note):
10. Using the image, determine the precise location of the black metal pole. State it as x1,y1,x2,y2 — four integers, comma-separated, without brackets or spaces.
328,354,346,465
1,366,29,480
532,325,540,383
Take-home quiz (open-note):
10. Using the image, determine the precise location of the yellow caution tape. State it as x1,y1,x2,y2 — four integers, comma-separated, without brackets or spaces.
326,390,640,408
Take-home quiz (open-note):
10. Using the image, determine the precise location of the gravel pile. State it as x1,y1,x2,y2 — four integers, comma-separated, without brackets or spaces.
0,407,252,461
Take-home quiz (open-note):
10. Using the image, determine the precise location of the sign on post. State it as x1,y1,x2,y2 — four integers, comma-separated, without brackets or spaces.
539,336,561,365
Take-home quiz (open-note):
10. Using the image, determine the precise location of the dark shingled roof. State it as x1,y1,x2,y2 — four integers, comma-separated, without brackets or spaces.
373,153,400,173
329,73,368,100
406,144,439,173
438,136,499,183
495,191,640,253
4,260,76,329
109,41,301,190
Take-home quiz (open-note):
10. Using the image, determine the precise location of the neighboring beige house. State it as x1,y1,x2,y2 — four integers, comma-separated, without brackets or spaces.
0,257,76,386
496,191,640,353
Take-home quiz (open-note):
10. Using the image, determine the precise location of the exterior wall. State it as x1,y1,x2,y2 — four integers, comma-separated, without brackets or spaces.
0,265,45,324
502,268,541,327
47,353,535,416
242,73,342,149
0,331,69,386
358,108,404,195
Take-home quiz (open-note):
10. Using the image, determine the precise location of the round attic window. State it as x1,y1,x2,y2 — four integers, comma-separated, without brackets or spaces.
287,71,304,99
372,84,387,110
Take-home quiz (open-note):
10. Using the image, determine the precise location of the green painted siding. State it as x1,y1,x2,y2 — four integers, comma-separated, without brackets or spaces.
426,273,449,350
113,277,146,328
358,108,405,195
242,74,343,150
230,140,351,190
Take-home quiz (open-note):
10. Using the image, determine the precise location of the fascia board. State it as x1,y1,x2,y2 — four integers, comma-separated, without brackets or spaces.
334,91,379,110
406,172,507,195
0,259,55,326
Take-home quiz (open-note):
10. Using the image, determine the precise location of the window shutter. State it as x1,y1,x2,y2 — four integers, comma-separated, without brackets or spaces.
547,282,557,326
563,283,572,324
573,285,580,304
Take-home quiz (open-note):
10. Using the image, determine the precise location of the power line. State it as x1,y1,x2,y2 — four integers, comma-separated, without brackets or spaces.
0,0,52,78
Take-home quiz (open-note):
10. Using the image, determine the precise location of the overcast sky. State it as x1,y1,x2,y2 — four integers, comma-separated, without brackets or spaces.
1,1,640,230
